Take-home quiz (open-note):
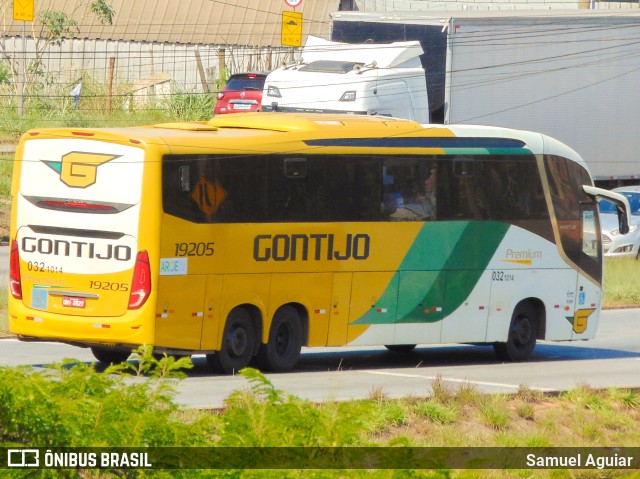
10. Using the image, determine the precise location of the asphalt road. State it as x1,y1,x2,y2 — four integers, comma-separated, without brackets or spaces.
1,308,639,409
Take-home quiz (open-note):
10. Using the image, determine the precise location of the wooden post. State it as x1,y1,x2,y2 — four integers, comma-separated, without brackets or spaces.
218,48,225,88
194,50,209,93
107,57,115,115
148,49,155,98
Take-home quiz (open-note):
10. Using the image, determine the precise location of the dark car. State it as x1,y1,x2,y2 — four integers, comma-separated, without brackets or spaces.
213,72,267,115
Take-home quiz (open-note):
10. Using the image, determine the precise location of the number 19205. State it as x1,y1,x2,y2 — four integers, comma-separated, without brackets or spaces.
174,242,215,256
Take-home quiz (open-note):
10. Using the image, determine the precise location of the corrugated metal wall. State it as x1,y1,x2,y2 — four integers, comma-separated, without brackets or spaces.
2,36,292,91
5,0,336,46
3,0,339,92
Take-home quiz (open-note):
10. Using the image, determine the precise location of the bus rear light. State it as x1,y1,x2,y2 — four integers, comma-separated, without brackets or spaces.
9,240,22,299
36,199,118,213
128,250,151,310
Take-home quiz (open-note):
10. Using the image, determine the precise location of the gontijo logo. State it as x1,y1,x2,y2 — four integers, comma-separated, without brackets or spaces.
43,152,120,188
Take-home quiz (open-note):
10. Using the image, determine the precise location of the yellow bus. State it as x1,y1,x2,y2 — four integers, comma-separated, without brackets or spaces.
8,113,629,373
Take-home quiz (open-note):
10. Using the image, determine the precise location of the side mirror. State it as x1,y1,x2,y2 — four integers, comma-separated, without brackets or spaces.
617,205,630,235
583,185,631,235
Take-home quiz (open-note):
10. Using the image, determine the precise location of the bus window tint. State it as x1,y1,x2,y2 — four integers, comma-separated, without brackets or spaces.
163,153,548,229
545,154,601,282
266,155,380,222
436,155,547,223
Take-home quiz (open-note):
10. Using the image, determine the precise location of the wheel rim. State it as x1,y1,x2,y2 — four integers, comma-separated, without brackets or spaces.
512,315,532,348
274,323,292,356
228,325,248,358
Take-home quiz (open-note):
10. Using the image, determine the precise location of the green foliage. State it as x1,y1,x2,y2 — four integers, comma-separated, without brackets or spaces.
89,0,116,24
39,11,79,44
0,61,11,84
603,257,640,308
0,347,211,448
477,396,511,431
0,360,639,477
219,368,364,447
159,84,216,121
416,400,458,425
607,387,640,409
0,154,13,196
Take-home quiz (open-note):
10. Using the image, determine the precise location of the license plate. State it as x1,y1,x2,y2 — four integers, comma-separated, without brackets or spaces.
62,296,86,308
232,104,252,110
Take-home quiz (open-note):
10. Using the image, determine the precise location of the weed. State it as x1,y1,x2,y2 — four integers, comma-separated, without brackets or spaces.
514,385,544,403
607,387,640,409
430,375,456,404
477,395,511,431
369,385,389,403
516,402,535,421
416,400,459,425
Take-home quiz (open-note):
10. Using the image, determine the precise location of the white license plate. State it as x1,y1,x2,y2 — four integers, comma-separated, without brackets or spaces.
62,296,86,308
232,104,252,110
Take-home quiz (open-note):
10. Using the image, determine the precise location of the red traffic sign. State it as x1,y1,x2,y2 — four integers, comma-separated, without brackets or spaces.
284,0,302,7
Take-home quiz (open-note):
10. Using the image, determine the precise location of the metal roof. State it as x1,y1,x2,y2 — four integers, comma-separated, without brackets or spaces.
6,0,338,47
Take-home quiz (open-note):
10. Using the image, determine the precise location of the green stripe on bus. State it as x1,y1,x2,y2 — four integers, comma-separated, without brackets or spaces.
352,221,509,325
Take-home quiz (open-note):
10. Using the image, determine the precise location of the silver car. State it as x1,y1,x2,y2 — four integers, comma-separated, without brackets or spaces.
599,186,640,258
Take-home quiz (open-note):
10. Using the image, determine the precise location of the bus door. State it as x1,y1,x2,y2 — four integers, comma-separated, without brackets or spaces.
572,202,601,339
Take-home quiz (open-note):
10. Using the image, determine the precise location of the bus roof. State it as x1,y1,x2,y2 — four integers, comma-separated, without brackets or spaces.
20,112,586,168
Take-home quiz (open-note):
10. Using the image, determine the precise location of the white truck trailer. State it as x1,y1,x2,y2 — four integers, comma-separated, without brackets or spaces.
327,10,640,185
261,35,430,123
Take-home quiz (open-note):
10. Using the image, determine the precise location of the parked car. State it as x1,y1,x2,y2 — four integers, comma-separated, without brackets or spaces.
213,72,267,115
599,185,640,258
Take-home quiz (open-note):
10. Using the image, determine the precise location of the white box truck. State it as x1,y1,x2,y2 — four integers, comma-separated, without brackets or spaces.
327,10,640,185
261,35,430,123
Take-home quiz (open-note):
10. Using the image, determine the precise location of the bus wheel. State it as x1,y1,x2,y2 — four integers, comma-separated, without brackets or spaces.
385,344,417,353
493,302,537,362
207,307,257,374
256,305,303,372
91,347,131,364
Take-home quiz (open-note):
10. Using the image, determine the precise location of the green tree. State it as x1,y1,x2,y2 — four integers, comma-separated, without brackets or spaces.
0,0,115,101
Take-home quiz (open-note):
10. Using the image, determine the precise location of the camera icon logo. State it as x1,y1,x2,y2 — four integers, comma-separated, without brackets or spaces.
7,449,40,467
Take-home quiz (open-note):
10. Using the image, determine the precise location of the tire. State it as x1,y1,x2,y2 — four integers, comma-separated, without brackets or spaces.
91,346,131,364
207,307,257,374
384,344,417,353
493,302,538,362
255,305,303,372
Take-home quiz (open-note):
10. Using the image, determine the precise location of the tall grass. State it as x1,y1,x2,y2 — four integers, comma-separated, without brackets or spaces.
0,75,215,142
603,257,640,308
0,154,12,197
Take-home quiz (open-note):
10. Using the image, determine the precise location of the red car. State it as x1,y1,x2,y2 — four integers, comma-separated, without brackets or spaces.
213,72,267,115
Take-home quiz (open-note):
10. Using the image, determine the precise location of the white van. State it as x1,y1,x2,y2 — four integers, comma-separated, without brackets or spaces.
262,36,430,123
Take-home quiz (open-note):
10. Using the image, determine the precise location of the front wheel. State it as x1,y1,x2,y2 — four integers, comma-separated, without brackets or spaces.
91,347,131,364
493,302,538,362
255,305,303,372
207,307,257,374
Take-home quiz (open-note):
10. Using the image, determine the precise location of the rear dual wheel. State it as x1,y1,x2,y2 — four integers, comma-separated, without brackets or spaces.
207,307,257,374
207,305,304,374
256,305,303,372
